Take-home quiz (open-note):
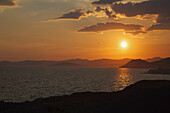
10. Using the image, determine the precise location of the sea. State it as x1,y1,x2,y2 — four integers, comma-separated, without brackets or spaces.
0,66,170,102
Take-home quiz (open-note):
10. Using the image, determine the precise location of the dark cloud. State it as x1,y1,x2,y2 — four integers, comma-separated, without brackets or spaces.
95,6,104,12
78,22,143,32
56,9,86,20
0,0,16,6
95,6,117,18
51,5,118,22
86,10,94,14
147,24,170,31
104,8,117,18
111,0,170,30
50,0,169,33
112,0,169,17
92,0,122,4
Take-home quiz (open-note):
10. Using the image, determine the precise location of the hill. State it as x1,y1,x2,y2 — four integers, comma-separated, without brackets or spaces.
120,59,152,68
120,57,170,68
0,80,169,113
146,57,163,62
51,62,81,67
151,58,170,68
0,58,131,67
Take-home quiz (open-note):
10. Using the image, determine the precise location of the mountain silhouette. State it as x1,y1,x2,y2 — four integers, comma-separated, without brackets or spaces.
120,57,170,68
146,57,163,62
0,58,131,67
51,62,81,67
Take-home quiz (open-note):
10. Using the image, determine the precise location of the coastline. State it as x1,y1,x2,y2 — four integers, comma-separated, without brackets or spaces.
0,80,170,113
146,68,170,75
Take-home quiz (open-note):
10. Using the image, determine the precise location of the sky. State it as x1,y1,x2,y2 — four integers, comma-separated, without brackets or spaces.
0,0,170,61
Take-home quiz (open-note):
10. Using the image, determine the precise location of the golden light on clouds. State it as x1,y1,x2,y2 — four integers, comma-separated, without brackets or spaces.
0,0,169,61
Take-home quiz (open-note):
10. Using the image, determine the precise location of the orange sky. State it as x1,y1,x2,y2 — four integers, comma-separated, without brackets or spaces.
0,0,169,61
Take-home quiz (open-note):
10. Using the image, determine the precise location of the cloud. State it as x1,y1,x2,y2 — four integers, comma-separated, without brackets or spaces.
94,6,118,18
111,0,170,31
48,0,169,33
104,8,117,18
0,0,17,6
92,0,123,4
95,6,104,12
86,10,94,14
56,6,117,20
49,9,95,21
147,24,170,31
49,6,118,21
78,22,144,33
125,31,147,35
55,9,86,20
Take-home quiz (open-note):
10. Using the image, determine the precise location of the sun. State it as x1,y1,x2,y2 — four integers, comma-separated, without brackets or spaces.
121,42,127,48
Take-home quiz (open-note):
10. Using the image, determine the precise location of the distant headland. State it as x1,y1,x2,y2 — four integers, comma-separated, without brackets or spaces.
0,57,165,67
120,57,170,69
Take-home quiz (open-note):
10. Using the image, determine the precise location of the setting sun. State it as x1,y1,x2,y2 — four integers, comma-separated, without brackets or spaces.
121,42,127,48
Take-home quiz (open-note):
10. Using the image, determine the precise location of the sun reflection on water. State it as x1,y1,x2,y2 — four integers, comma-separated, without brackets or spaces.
113,68,133,91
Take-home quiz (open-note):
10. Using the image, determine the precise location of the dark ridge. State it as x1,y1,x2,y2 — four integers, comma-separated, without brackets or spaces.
0,80,170,113
0,58,131,67
120,59,152,68
120,57,170,68
146,57,163,62
50,62,81,67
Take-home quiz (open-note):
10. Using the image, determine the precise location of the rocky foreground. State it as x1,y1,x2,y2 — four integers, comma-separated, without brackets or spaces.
0,80,170,113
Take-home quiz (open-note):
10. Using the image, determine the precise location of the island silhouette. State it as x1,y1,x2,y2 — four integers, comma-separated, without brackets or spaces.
120,57,170,69
0,57,166,67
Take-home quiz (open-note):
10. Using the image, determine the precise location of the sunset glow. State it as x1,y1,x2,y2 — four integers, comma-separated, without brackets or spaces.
121,42,127,48
0,0,170,112
0,0,169,61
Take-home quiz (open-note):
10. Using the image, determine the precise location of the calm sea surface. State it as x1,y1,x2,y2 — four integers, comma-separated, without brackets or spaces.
0,66,170,102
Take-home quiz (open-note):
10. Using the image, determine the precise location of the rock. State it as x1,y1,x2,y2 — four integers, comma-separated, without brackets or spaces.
120,57,170,68
0,80,170,113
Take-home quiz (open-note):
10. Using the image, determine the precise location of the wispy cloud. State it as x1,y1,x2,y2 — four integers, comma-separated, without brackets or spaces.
0,0,17,6
45,9,93,22
125,31,147,35
56,9,85,20
78,22,144,33
92,0,123,4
